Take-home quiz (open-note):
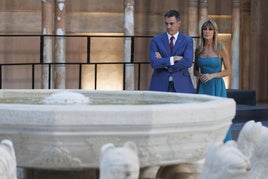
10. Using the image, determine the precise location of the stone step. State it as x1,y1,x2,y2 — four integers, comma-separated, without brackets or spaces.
226,89,268,140
227,89,256,105
231,120,268,141
231,104,268,140
233,104,268,123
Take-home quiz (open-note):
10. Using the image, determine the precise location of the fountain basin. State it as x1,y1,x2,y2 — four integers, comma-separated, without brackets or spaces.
0,89,235,169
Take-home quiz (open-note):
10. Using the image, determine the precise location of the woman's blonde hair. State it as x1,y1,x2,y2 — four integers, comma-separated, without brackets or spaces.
196,19,221,58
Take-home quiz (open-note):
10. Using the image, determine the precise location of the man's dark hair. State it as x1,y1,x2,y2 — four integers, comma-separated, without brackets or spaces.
165,10,180,21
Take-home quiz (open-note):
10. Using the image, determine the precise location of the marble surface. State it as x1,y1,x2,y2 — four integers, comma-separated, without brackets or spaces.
99,142,139,179
199,120,268,179
0,139,17,179
0,89,236,169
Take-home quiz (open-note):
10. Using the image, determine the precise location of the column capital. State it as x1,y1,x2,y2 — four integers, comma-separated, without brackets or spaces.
199,0,208,8
41,0,54,3
189,0,198,8
232,0,241,8
125,0,135,7
242,0,250,12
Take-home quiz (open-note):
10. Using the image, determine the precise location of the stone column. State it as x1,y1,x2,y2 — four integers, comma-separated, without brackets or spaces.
240,0,250,89
55,0,66,89
41,0,53,89
231,0,240,89
188,0,199,38
124,0,135,90
188,0,199,88
198,0,208,36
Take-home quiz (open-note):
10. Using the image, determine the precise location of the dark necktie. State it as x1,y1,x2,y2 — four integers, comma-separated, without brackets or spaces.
170,36,174,51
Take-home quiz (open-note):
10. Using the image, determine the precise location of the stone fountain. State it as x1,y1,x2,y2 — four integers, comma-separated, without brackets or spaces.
0,89,235,179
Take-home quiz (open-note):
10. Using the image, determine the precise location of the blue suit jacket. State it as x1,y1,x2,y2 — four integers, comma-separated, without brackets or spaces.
149,32,195,93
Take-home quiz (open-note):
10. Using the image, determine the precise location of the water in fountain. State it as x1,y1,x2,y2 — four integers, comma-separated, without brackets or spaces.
42,91,91,105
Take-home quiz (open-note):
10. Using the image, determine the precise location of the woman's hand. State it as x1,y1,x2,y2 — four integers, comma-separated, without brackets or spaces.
199,73,213,83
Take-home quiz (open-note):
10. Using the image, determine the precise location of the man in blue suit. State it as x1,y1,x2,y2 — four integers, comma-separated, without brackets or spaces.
149,10,195,93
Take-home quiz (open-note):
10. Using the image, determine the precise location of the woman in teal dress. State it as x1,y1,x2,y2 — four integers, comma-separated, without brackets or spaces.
194,20,232,142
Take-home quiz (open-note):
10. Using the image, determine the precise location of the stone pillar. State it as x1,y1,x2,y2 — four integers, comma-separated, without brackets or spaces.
188,0,199,38
240,0,250,89
198,0,208,36
54,0,66,89
188,0,199,88
124,0,135,90
41,0,53,89
231,0,241,89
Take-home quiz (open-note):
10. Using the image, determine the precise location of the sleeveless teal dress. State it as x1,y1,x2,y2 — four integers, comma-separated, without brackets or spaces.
197,57,226,96
196,57,232,142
